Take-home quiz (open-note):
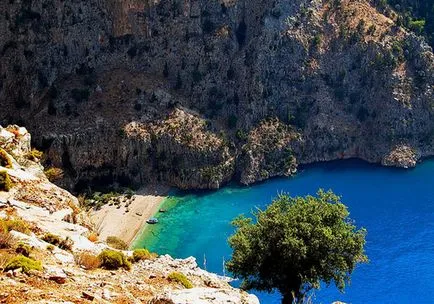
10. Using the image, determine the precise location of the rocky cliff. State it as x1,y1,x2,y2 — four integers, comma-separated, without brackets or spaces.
0,0,433,190
0,125,259,303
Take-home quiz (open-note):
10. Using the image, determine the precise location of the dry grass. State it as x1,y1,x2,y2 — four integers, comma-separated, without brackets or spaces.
0,252,14,270
75,252,101,270
44,167,64,182
114,297,139,304
42,233,73,251
0,149,12,168
25,149,43,161
66,199,81,224
87,232,99,242
77,194,86,207
0,170,13,192
106,236,128,250
0,218,30,234
0,231,15,249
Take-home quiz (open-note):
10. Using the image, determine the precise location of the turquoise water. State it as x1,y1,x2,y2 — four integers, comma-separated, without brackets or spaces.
133,159,434,303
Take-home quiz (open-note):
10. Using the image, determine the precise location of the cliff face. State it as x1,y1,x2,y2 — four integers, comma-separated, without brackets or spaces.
0,0,433,189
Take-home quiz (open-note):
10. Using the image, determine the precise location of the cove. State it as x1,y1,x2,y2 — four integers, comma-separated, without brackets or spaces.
133,159,434,303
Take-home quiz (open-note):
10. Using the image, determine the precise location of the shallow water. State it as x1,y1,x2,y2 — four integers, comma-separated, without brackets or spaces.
133,159,434,303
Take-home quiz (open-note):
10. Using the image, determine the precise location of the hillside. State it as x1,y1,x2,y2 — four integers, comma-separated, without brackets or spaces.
0,125,258,303
0,0,433,190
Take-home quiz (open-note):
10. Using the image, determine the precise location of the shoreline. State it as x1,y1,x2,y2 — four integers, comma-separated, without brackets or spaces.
89,184,169,247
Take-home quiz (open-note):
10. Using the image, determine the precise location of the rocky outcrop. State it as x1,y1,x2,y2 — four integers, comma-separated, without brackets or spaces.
0,125,259,303
45,108,235,190
0,0,433,190
381,144,419,168
239,119,301,184
157,287,260,304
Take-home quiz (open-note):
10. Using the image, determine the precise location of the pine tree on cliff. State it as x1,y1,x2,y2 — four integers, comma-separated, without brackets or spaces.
226,190,367,304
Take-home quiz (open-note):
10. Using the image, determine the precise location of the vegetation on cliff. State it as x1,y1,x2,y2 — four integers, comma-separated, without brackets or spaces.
0,149,12,168
4,255,42,274
168,272,194,289
132,248,154,262
379,0,434,46
42,233,73,251
106,236,129,250
227,190,367,303
98,249,131,270
0,171,13,192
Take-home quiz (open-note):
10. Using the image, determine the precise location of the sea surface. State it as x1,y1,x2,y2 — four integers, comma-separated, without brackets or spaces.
133,159,434,304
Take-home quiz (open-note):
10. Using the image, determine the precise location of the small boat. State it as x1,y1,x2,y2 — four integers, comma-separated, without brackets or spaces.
159,208,167,213
146,218,159,224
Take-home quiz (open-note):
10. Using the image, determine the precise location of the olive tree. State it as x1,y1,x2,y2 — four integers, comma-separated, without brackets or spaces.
226,190,367,303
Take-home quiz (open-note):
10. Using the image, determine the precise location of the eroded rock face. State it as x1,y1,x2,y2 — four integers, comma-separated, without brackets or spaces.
239,119,302,184
1,0,433,189
45,109,235,190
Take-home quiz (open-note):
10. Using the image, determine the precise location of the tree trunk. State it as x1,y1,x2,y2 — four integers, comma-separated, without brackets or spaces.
281,292,295,304
282,289,304,304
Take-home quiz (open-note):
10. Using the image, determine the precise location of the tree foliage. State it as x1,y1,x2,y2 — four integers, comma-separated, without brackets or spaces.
226,190,367,303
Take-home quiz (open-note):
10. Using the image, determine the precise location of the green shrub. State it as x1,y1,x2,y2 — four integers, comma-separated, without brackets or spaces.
0,218,29,234
98,250,131,270
312,34,321,48
131,249,152,262
15,243,31,257
0,149,12,168
25,148,43,161
409,19,425,34
106,236,128,250
0,171,13,192
4,255,42,273
235,129,247,141
44,167,64,182
168,272,193,289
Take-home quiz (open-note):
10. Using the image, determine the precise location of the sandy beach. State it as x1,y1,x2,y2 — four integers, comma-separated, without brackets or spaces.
89,184,169,247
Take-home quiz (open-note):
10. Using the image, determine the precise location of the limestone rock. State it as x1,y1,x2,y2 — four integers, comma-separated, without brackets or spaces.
157,287,260,304
382,145,419,168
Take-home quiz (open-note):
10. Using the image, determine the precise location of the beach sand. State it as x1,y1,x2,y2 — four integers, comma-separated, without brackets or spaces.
89,184,169,246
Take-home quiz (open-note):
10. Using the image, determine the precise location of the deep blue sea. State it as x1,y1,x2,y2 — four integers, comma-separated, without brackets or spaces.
133,159,434,304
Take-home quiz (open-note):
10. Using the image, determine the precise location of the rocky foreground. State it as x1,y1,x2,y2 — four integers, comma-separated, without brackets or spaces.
0,125,258,304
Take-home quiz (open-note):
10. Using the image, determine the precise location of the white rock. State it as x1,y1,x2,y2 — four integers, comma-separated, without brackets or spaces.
102,288,111,300
160,287,260,304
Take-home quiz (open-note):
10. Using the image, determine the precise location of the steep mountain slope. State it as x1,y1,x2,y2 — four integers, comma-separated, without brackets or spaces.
0,0,433,190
